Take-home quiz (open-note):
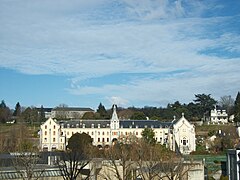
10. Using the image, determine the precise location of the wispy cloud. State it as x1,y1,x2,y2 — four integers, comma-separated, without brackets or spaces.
0,0,239,107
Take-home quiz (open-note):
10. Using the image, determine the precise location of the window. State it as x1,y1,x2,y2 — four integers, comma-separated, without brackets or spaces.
107,138,109,142
92,132,94,135
53,125,55,129
45,131,47,135
45,125,47,129
53,131,56,135
136,132,138,135
53,138,56,142
183,140,187,145
102,132,104,135
44,138,47,142
98,131,100,135
102,138,105,142
98,138,100,142
107,132,109,135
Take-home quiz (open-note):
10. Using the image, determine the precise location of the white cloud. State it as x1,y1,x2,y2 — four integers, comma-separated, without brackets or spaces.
107,96,129,107
0,0,239,107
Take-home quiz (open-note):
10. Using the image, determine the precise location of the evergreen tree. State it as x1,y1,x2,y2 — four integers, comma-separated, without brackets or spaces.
0,100,7,108
13,102,21,117
96,103,109,119
234,92,240,122
39,105,45,122
0,100,11,123
194,94,217,119
141,128,156,145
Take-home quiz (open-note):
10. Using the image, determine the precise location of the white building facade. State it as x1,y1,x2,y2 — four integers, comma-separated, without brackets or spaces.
40,105,196,154
210,108,228,124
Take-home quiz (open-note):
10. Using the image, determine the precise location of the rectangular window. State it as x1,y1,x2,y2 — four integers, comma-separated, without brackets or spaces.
45,125,47,129
102,138,104,142
53,131,55,135
136,132,138,135
53,138,56,142
183,140,187,145
45,131,47,135
107,138,109,142
98,138,100,142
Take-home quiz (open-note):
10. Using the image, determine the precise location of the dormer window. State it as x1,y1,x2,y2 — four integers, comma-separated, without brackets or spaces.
91,124,94,128
136,125,138,129
83,124,85,128
67,124,70,128
76,124,79,128
98,124,100,128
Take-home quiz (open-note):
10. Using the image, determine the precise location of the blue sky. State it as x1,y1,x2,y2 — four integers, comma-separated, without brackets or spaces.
0,0,240,110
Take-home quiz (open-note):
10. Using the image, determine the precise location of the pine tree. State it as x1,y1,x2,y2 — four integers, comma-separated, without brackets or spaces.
96,103,109,119
0,100,11,123
234,92,240,122
13,102,21,117
39,105,45,122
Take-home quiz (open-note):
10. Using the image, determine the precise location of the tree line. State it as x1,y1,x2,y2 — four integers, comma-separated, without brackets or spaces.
0,100,46,124
86,93,240,122
1,92,240,123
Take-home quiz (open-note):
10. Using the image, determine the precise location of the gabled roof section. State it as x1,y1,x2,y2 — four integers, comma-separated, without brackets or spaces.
173,113,193,128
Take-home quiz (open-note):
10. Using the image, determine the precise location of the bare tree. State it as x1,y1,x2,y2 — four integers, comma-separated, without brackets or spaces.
57,133,93,180
131,139,194,180
12,141,44,180
131,141,165,180
219,95,235,115
58,150,90,180
101,143,135,180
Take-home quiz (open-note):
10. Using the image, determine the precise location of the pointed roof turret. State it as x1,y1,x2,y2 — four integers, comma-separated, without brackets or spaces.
111,104,119,121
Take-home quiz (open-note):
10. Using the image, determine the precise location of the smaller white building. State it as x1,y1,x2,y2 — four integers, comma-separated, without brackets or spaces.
170,114,196,155
210,108,228,124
